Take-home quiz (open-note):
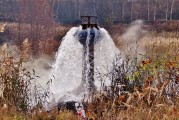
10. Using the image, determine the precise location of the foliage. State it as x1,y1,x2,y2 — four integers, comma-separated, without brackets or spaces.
0,44,51,117
86,34,179,120
151,20,179,33
0,22,179,119
0,56,32,112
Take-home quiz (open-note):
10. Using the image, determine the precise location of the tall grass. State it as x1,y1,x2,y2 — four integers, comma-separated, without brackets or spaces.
0,23,179,119
0,43,51,119
86,35,179,120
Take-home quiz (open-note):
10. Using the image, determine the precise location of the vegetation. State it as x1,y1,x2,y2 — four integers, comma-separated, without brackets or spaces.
0,22,179,119
87,36,179,119
0,1,179,119
0,0,179,24
0,43,52,119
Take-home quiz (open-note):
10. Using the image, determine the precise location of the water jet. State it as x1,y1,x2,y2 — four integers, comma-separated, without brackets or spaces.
78,16,100,94
49,15,120,105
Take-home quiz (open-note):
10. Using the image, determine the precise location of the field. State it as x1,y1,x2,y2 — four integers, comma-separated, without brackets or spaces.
0,21,179,120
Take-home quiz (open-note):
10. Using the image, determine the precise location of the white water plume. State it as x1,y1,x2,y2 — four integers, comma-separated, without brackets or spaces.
49,26,121,103
94,28,121,89
84,28,91,95
50,27,83,102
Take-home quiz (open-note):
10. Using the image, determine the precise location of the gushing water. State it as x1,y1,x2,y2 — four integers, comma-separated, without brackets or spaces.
50,26,120,103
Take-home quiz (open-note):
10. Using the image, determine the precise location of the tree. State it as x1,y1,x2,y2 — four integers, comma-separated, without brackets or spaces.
121,0,125,21
170,0,175,20
165,0,169,20
148,0,150,21
131,0,134,21
153,0,157,21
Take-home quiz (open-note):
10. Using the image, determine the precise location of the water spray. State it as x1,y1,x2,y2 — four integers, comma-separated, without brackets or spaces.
78,16,99,94
49,15,120,111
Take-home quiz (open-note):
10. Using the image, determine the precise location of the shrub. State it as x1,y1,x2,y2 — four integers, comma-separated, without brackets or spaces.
86,39,179,120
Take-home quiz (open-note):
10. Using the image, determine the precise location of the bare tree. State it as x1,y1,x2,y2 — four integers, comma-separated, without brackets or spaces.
170,0,175,20
131,0,134,21
165,0,169,20
55,0,60,21
121,0,125,21
153,0,157,21
148,0,150,21
93,0,97,16
1,0,179,24
75,0,80,19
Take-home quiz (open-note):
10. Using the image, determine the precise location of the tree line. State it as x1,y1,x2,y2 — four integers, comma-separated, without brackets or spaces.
55,0,179,24
0,0,179,24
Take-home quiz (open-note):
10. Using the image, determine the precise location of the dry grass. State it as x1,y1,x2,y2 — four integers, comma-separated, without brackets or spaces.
0,22,70,57
0,23,6,33
84,32,179,120
38,39,60,56
0,23,179,119
0,108,80,120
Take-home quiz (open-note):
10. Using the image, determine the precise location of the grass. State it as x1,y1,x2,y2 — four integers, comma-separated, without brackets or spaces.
85,34,179,119
0,22,70,56
0,22,179,119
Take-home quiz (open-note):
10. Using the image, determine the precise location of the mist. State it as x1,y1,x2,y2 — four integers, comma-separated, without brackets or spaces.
118,20,147,58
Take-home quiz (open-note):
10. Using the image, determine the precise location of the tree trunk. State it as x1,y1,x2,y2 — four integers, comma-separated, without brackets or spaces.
29,0,33,40
131,0,133,21
92,0,97,16
77,0,80,19
153,0,157,21
148,0,150,21
165,0,169,20
170,0,175,20
56,0,60,20
121,1,125,21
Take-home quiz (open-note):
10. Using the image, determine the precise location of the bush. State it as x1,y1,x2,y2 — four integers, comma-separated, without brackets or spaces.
151,21,179,33
86,39,179,119
0,44,50,114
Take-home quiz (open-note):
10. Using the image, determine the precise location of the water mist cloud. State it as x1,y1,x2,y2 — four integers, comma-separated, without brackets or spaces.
119,20,147,57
